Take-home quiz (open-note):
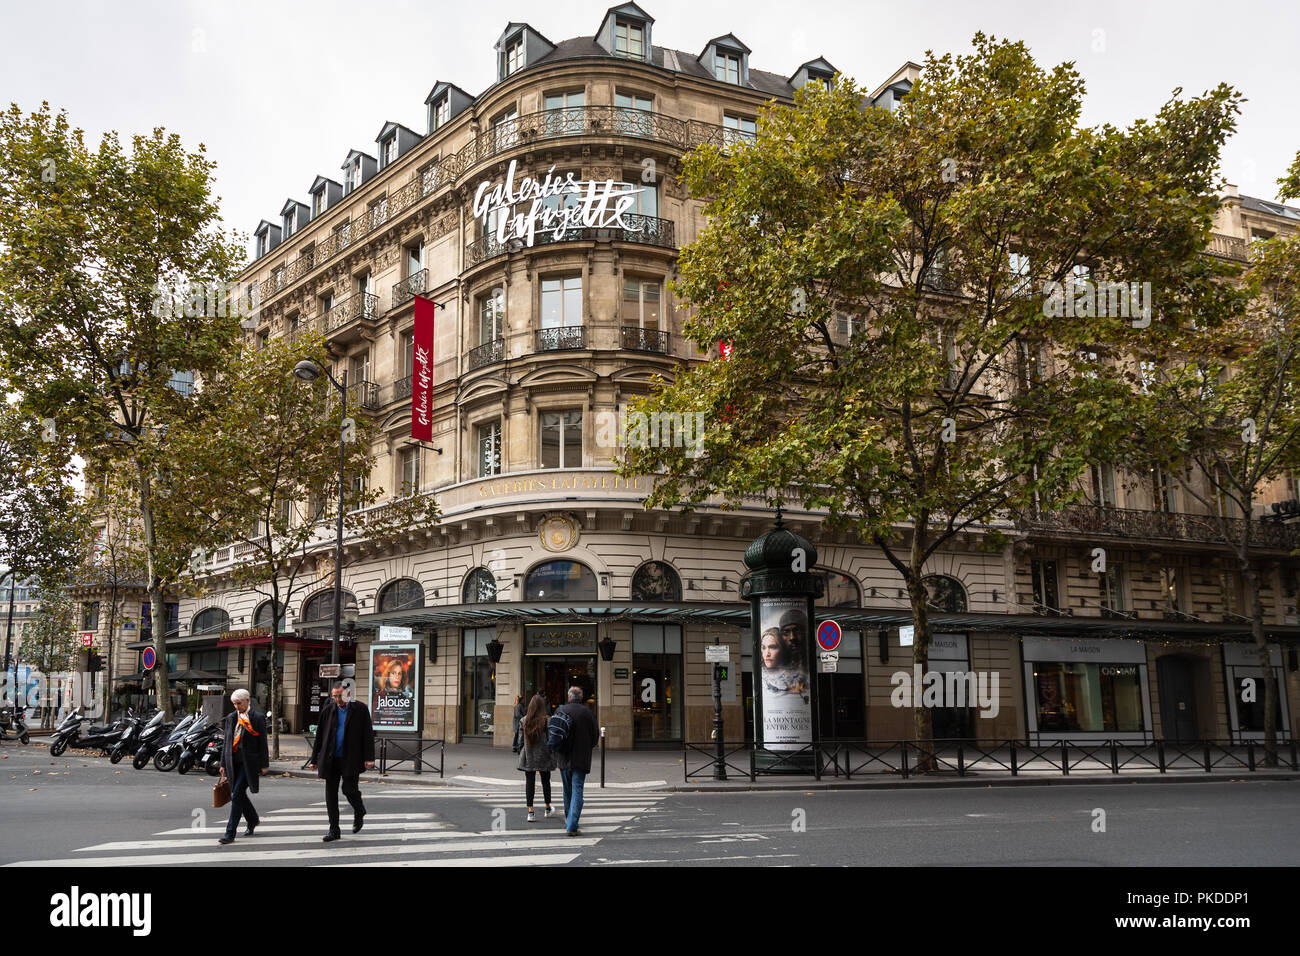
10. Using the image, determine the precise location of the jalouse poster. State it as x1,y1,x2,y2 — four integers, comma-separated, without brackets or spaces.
370,644,421,733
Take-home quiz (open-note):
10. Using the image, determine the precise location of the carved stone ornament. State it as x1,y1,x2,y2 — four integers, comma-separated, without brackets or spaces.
538,513,580,553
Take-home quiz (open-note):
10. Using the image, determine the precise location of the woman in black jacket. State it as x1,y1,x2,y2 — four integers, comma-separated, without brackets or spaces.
516,694,554,822
218,688,269,845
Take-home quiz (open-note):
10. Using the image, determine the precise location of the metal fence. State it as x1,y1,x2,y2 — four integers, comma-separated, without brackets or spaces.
684,737,1300,782
378,736,444,776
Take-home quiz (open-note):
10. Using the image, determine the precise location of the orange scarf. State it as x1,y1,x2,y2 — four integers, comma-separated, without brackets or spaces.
233,713,258,752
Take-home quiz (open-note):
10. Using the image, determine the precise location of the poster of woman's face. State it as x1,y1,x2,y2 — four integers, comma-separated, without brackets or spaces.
755,597,811,749
370,644,420,732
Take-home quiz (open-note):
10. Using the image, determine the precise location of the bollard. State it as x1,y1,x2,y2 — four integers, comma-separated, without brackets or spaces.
600,725,606,789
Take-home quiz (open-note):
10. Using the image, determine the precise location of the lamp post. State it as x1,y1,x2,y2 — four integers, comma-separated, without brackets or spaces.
292,359,349,666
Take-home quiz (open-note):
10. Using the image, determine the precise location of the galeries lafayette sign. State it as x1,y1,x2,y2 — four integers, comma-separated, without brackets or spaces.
472,159,644,247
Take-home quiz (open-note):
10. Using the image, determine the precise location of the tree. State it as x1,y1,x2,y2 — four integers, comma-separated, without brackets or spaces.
0,400,85,712
166,331,441,756
0,104,246,719
621,36,1242,759
23,585,79,728
1141,162,1300,766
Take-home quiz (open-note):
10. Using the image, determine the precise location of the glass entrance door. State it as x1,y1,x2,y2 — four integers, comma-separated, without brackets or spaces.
525,655,596,717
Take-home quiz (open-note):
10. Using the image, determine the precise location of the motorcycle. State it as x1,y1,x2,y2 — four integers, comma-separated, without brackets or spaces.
49,709,125,757
199,729,225,776
109,709,159,764
0,706,30,745
132,713,183,770
176,715,221,775
154,712,207,772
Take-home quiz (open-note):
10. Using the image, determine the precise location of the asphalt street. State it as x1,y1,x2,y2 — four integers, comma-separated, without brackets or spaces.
3,746,1299,866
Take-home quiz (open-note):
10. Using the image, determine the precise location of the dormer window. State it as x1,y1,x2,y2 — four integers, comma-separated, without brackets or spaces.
432,96,450,130
346,160,360,192
714,51,741,84
614,19,644,58
505,35,524,76
257,233,268,257
381,136,396,168
282,210,295,238
312,189,325,217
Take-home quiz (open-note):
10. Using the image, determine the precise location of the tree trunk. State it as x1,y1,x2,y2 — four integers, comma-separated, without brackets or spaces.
135,461,172,721
270,587,281,760
906,532,936,772
1244,565,1278,768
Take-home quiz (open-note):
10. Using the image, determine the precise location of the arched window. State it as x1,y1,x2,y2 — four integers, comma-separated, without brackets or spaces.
524,561,598,601
254,600,286,632
630,561,681,602
923,574,967,613
462,568,497,604
818,569,861,608
191,607,231,636
300,589,356,623
379,578,425,612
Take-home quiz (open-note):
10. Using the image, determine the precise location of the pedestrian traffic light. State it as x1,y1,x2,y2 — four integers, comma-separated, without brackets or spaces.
88,653,103,672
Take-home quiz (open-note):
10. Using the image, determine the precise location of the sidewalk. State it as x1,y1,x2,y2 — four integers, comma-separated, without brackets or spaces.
262,734,1300,793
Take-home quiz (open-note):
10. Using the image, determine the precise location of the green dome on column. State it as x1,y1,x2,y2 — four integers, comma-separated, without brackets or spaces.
743,509,817,574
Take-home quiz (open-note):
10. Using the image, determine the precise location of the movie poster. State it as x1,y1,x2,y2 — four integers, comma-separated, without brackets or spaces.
756,596,812,750
370,644,421,733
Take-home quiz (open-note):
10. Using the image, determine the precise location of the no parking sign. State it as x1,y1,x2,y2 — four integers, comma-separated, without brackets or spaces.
817,620,841,652
142,647,156,670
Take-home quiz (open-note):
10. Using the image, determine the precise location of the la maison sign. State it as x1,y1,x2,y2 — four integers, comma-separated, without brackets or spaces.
472,160,644,248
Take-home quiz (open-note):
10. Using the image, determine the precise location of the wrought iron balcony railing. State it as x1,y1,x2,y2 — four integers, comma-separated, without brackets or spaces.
387,375,413,404
1018,503,1300,551
620,325,670,354
468,338,506,370
466,214,675,266
346,379,380,411
392,269,428,308
535,327,585,352
323,292,378,334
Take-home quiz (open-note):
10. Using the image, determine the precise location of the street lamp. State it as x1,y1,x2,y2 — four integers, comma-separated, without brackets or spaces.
291,358,349,665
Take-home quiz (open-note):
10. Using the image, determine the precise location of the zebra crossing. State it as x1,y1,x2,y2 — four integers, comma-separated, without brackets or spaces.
4,785,668,868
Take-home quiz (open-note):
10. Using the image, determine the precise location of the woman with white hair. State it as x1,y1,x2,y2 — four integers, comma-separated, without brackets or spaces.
218,688,269,845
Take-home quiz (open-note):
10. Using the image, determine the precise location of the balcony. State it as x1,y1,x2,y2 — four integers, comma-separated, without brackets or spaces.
392,269,428,309
387,376,413,404
468,338,506,370
323,292,378,335
535,327,585,352
346,380,380,412
1018,504,1300,551
1206,233,1249,262
620,326,670,354
466,214,675,266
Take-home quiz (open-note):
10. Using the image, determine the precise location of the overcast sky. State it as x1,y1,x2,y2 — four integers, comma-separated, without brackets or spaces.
2,0,1297,260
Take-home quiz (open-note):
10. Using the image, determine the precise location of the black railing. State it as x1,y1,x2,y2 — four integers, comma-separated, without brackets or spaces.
391,268,428,308
1019,503,1300,551
535,326,585,352
323,292,378,333
621,325,670,353
346,380,380,411
378,736,444,776
683,737,1300,781
387,376,412,404
468,338,505,370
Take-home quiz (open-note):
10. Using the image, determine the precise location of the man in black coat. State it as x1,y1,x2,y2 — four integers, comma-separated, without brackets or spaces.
552,686,600,837
218,688,269,845
309,680,375,842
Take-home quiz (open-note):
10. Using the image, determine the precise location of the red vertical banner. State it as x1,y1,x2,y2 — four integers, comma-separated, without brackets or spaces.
411,295,435,441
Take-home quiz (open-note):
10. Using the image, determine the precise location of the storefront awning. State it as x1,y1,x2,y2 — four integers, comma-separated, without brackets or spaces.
340,601,1300,643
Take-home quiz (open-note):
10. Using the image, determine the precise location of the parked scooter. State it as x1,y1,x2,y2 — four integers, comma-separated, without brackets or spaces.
0,706,30,745
132,713,183,770
196,727,224,775
110,709,159,764
49,709,125,757
154,712,208,772
177,716,222,775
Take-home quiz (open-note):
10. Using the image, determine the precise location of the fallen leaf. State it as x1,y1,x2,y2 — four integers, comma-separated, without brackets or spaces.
28,787,37,791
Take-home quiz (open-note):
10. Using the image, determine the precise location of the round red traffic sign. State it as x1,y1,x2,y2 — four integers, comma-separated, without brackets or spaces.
817,620,841,651
142,647,156,670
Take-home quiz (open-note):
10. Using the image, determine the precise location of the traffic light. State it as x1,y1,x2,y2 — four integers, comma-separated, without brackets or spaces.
88,653,104,672
713,663,728,682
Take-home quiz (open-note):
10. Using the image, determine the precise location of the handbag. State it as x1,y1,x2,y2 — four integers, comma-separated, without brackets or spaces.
213,767,231,809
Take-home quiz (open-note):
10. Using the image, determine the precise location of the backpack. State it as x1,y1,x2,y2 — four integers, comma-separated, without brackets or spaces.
546,708,573,755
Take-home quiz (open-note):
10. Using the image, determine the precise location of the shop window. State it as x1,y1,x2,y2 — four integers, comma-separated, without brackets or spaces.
462,627,497,736
462,567,497,604
630,562,681,602
1032,662,1145,733
378,578,425,612
524,561,597,601
633,624,682,742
